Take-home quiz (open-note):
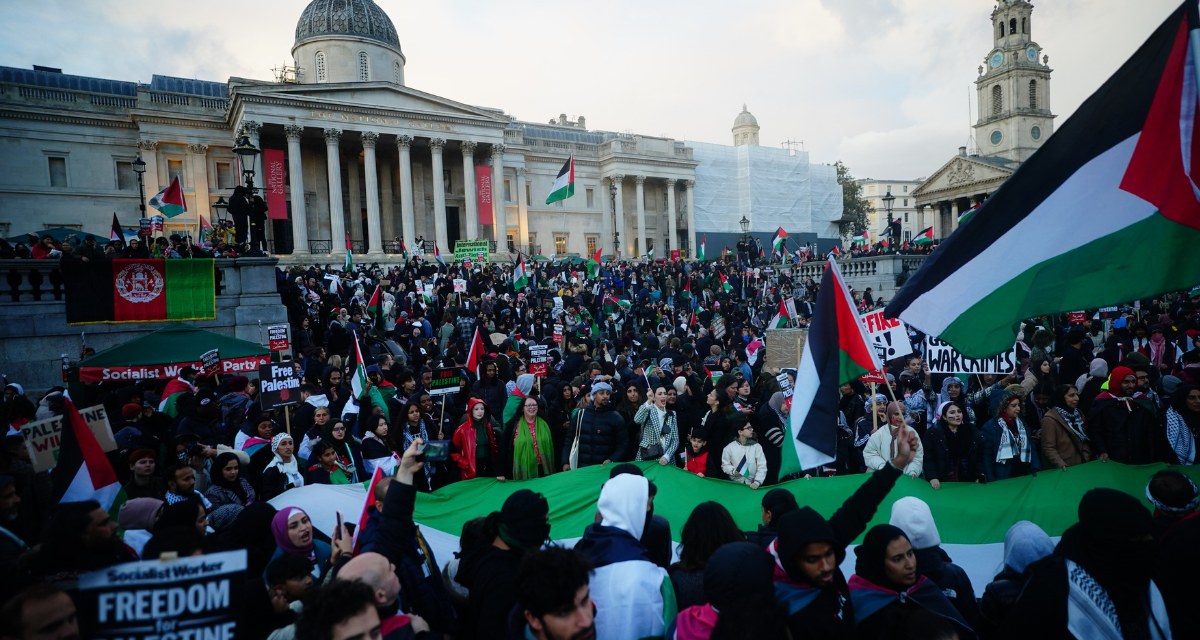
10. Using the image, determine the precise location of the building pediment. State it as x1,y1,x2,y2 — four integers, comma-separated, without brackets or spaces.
231,80,509,127
912,154,1014,200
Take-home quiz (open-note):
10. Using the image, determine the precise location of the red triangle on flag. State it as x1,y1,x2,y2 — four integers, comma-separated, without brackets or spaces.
466,327,487,374
52,399,120,509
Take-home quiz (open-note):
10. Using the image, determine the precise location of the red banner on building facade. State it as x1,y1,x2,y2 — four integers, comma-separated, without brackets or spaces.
476,165,493,225
264,149,288,220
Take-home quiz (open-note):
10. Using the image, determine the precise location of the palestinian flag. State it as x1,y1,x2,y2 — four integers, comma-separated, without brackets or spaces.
681,278,692,300
656,308,665,327
773,227,789,256
344,233,354,272
851,230,869,248
587,248,603,279
647,246,655,260
688,310,697,328
399,239,409,261
697,235,706,261
545,156,575,204
466,327,487,374
603,294,621,314
890,1,1200,358
343,333,388,421
880,237,890,250
768,298,791,329
719,273,733,293
913,227,934,245
52,398,123,514
110,213,124,243
158,376,196,417
199,214,214,242
148,176,187,217
581,309,599,335
513,255,529,289
62,259,216,324
829,245,841,256
435,244,446,267
365,286,382,321
959,203,981,225
354,467,390,553
782,258,881,475
721,247,731,258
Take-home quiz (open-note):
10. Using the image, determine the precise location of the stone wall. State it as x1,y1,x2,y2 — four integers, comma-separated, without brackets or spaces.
0,257,287,393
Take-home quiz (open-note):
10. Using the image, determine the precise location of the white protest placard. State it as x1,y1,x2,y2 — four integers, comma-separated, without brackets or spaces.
711,314,726,340
925,336,1017,374
554,296,563,310
858,309,913,362
453,278,467,293
784,298,798,321
776,373,794,398
20,404,117,473
553,323,564,344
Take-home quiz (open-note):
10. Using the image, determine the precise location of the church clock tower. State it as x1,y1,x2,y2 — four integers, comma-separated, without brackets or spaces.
974,0,1055,165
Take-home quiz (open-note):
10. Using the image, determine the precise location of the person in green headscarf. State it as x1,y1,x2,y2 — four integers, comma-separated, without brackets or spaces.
502,395,556,480
503,373,538,425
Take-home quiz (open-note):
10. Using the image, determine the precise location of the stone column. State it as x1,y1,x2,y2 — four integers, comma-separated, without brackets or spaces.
460,141,478,244
380,156,394,249
950,199,960,233
515,167,529,250
612,175,625,257
491,144,506,243
665,178,678,257
347,154,363,246
430,138,448,253
396,135,416,250
324,128,345,253
284,125,309,254
685,179,696,259
188,144,211,226
137,140,160,195
361,131,384,256
634,175,647,258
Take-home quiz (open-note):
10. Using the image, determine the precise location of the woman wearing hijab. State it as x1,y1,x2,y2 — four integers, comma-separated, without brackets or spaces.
864,402,924,478
848,524,974,639
451,398,500,482
923,401,984,489
502,373,537,425
268,507,335,583
259,433,306,500
119,497,164,558
397,397,434,491
1078,358,1109,416
204,452,256,509
1000,489,1172,640
237,412,276,454
978,521,1055,635
981,390,1041,482
634,385,679,465
852,394,889,475
1163,383,1200,465
360,413,397,476
501,395,556,480
1041,385,1094,470
936,377,976,428
1140,325,1177,376
318,419,363,483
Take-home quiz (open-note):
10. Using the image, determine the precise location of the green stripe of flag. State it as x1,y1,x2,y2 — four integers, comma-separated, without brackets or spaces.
165,259,215,320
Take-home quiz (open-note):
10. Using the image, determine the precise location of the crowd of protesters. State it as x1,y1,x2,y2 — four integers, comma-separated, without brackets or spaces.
1,247,1198,639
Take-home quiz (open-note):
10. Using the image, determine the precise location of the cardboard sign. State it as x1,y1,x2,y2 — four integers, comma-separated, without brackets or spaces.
1068,311,1087,324
553,323,564,345
858,309,913,362
20,404,117,473
79,549,247,640
776,372,794,398
200,349,221,376
784,298,798,320
258,363,301,409
554,297,563,310
711,314,726,340
859,368,888,384
925,336,1017,374
267,324,290,352
454,240,491,263
151,215,164,232
428,367,461,396
453,278,467,293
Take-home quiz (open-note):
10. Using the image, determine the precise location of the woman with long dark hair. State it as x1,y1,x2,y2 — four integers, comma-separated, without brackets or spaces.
204,452,256,509
922,401,984,489
669,502,746,610
1040,385,1094,469
397,397,433,491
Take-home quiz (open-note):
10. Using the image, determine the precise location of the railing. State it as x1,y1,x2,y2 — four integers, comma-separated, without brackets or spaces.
383,240,406,254
148,92,189,106
797,254,929,280
91,94,136,108
309,239,333,254
18,86,75,102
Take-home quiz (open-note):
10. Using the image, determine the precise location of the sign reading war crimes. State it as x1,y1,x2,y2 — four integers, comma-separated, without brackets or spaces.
925,336,1017,374
258,363,301,409
79,550,247,640
428,368,461,396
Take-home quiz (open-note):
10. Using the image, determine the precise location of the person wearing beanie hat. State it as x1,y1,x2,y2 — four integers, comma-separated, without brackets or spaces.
122,448,166,500
1087,365,1158,465
889,497,980,627
121,403,142,422
113,426,142,451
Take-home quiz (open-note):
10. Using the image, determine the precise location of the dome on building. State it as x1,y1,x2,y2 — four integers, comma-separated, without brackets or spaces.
295,0,401,54
733,105,758,128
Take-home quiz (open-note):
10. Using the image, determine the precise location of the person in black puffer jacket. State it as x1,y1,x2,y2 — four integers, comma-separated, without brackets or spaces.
977,521,1054,639
889,497,981,630
560,382,627,469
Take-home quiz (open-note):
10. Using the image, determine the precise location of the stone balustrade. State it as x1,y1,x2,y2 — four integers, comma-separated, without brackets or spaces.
795,253,928,303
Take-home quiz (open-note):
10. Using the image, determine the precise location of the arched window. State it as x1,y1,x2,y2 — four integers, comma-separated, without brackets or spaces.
315,51,327,83
999,23,1005,38
992,85,1003,116
393,61,400,84
1009,18,1017,35
1029,80,1037,108
358,52,369,81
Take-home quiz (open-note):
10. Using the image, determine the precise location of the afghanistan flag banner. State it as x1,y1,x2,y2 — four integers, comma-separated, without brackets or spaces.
63,259,216,324
783,258,881,475
545,156,575,204
913,227,934,245
148,175,187,218
890,0,1200,358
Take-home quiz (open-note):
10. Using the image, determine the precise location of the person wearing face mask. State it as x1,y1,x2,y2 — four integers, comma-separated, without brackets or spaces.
863,402,924,478
1001,489,1172,640
1041,385,1095,470
982,390,1041,482
923,401,984,489
848,524,974,640
456,489,552,640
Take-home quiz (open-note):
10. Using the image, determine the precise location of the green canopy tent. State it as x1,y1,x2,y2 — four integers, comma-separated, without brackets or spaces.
6,227,138,244
76,323,271,383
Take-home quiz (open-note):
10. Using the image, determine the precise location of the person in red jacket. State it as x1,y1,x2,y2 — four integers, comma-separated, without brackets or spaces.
451,398,499,481
678,426,710,477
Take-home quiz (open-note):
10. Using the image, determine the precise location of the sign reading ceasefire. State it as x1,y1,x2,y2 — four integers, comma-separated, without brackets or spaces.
310,111,456,131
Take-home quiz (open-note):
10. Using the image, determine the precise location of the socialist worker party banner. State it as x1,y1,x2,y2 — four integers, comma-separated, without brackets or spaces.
79,550,247,640
79,355,270,382
62,259,216,324
476,164,494,225
925,336,1017,374
264,148,288,220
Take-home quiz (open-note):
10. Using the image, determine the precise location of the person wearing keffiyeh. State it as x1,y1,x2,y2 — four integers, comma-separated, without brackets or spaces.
1162,383,1200,466
1040,385,1094,469
260,433,306,500
981,389,1040,482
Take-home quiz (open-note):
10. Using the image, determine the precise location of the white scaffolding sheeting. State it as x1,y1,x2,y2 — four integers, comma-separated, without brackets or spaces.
688,141,842,238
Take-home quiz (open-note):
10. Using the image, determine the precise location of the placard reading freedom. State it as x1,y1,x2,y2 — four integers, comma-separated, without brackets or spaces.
925,336,1017,374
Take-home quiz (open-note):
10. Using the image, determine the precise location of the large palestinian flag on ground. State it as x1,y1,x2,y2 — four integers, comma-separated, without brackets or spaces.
784,258,881,475
62,259,216,324
890,1,1200,358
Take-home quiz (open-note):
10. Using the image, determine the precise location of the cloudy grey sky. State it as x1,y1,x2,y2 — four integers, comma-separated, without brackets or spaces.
0,0,1179,179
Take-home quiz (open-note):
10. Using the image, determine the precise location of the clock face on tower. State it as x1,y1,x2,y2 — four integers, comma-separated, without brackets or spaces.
1027,48,1038,62
991,51,1004,68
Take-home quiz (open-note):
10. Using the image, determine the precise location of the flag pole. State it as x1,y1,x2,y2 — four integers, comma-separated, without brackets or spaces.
870,382,878,434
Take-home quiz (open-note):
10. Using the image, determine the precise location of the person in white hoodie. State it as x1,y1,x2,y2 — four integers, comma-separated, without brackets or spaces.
721,417,767,489
574,473,677,640
864,401,924,477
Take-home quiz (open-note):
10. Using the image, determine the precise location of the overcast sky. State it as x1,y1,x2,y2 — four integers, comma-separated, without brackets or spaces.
0,0,1179,179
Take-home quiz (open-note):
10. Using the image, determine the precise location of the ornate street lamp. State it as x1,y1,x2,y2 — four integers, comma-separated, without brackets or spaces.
610,181,619,255
131,156,147,217
882,189,896,249
232,135,262,193
212,196,228,227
